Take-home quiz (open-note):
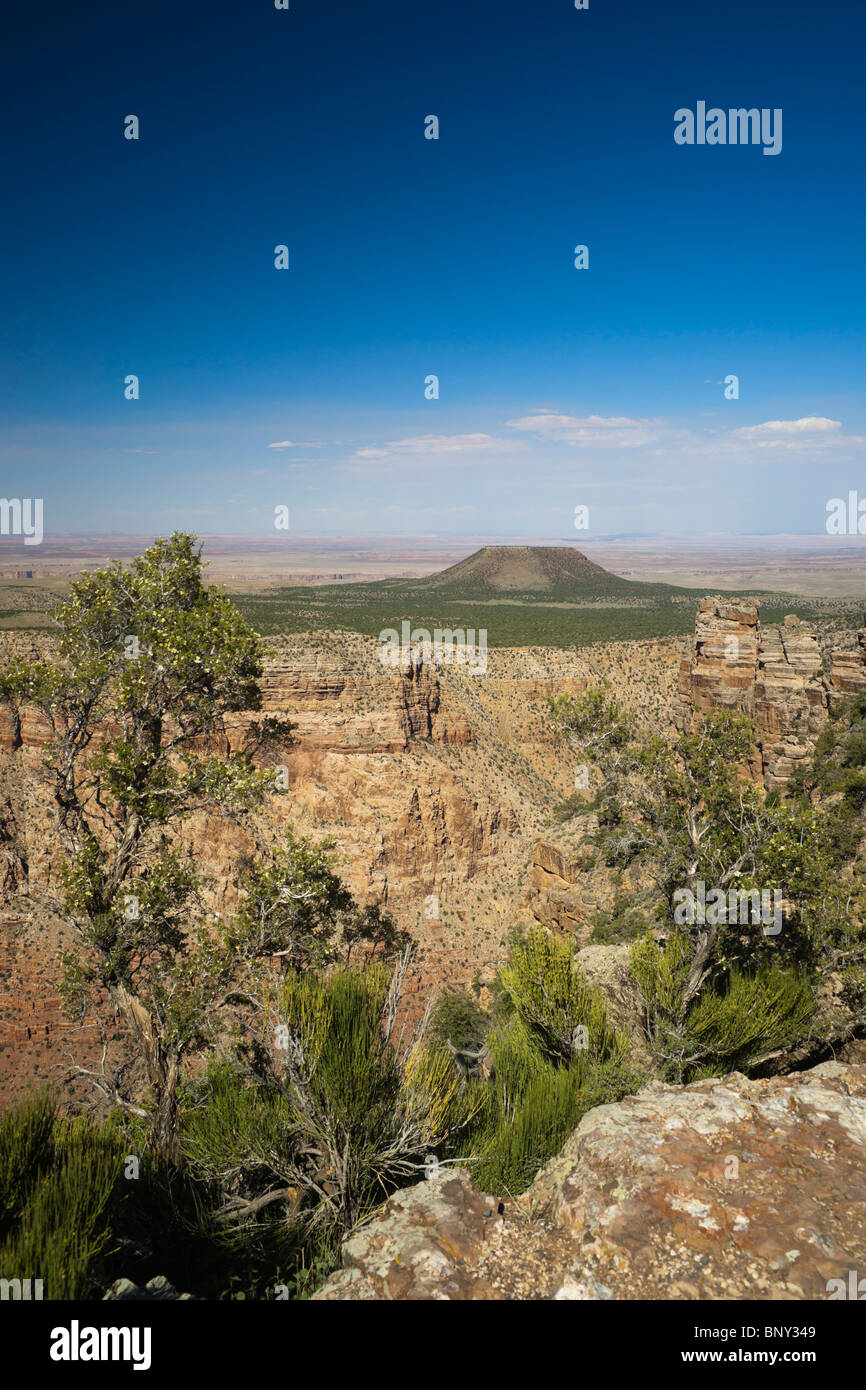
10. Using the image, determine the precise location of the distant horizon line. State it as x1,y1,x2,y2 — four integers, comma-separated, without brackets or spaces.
6,531,866,545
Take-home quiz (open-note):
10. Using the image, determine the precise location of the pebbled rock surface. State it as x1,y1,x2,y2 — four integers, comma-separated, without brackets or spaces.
311,1170,506,1300
314,1062,866,1300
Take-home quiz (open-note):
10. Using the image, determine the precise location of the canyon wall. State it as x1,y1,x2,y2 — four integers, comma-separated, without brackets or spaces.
0,623,688,1109
0,629,584,1107
678,598,866,789
4,598,858,1112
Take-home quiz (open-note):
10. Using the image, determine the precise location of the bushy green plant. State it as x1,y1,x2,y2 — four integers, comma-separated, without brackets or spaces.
184,959,483,1244
472,1065,587,1195
428,988,489,1052
550,792,589,823
0,1089,56,1239
794,691,866,810
0,1092,127,1299
683,963,815,1076
465,928,641,1195
551,687,866,1071
497,928,622,1068
630,933,816,1081
590,889,649,944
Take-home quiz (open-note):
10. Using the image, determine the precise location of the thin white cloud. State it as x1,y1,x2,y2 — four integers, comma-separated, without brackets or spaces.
732,416,841,440
267,440,328,449
506,411,666,448
351,433,516,461
728,416,866,451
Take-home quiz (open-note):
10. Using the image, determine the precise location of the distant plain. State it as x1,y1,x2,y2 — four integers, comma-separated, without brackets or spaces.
1,535,864,646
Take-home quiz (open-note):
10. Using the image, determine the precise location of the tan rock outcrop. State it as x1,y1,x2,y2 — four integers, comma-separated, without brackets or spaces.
311,1169,506,1300
830,625,866,700
679,600,866,789
524,834,607,939
314,1061,866,1300
528,1060,866,1300
755,618,829,787
679,598,760,718
526,837,588,935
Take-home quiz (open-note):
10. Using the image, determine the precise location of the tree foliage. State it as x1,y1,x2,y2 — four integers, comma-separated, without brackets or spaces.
548,686,866,1077
0,535,405,1163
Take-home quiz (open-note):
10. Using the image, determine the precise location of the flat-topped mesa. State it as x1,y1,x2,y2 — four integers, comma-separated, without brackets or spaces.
680,599,866,790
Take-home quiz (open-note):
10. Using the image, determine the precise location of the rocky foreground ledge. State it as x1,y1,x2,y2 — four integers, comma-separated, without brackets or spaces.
314,1062,866,1300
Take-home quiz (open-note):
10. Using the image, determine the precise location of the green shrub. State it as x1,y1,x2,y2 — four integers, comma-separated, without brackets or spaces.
464,929,641,1196
551,793,589,823
630,933,816,1082
470,1043,643,1196
0,1093,127,1299
590,891,648,945
0,1089,56,1240
629,931,692,1036
682,964,815,1077
471,1064,587,1195
185,962,483,1245
498,928,622,1068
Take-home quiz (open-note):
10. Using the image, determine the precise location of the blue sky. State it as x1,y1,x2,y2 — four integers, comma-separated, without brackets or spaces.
1,0,864,538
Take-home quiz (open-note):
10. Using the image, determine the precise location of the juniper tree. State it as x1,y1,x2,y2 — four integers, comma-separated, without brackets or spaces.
0,534,298,1162
547,689,866,1073
234,835,409,971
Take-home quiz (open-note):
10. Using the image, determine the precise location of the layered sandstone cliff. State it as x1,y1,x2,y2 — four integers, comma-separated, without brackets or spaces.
679,599,866,789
